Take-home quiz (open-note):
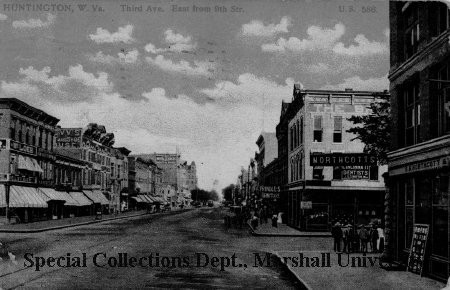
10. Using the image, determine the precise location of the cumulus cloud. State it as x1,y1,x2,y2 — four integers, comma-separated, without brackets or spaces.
12,13,55,29
145,55,213,76
88,49,139,64
333,34,388,56
144,29,197,54
1,67,296,189
0,13,8,21
241,16,291,37
262,23,345,52
320,74,389,91
1,65,113,105
89,24,134,44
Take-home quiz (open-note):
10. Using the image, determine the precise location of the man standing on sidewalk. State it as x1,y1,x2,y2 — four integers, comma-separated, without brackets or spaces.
331,222,342,252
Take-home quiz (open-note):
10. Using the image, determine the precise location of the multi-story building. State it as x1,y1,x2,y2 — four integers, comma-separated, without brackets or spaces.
286,88,388,231
275,86,302,223
388,1,450,281
255,132,279,210
0,98,60,222
55,124,117,212
135,153,180,190
112,147,130,211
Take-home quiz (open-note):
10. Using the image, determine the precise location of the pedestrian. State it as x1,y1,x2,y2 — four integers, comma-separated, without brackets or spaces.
377,224,385,253
359,225,369,253
331,222,343,252
347,224,355,253
370,223,379,253
342,224,352,253
271,213,278,228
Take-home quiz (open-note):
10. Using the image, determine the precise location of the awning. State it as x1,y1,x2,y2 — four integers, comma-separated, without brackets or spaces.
38,188,79,206
134,195,148,203
68,192,93,206
0,185,48,208
93,190,109,205
29,158,44,173
150,196,164,203
83,190,109,205
17,155,43,173
142,195,154,203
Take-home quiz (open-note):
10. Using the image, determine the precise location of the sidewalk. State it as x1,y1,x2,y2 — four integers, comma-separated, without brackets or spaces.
250,221,331,237
273,250,445,290
0,210,151,233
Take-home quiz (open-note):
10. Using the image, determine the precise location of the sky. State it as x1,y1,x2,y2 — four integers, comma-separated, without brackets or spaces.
0,0,390,191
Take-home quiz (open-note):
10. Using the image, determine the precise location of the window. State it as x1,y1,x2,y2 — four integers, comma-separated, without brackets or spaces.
430,2,450,37
333,116,342,143
404,82,420,146
300,118,303,145
333,166,342,180
369,165,378,180
313,116,323,142
9,120,15,140
312,167,323,180
403,4,420,60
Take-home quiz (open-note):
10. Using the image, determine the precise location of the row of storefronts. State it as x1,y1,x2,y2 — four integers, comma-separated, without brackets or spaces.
0,185,109,223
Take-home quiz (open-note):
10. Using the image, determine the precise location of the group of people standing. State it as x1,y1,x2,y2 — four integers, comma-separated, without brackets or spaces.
250,206,280,229
331,222,385,253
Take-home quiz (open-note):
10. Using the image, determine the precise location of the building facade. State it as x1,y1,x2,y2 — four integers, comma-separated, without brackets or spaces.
388,1,450,281
287,88,388,231
0,98,60,223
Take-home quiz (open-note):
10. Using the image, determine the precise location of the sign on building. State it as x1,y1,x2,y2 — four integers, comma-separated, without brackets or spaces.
56,128,82,147
310,153,377,166
341,166,369,179
300,201,312,209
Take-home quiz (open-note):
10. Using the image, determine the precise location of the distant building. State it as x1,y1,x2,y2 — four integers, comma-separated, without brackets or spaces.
286,88,388,230
135,153,180,189
388,1,450,281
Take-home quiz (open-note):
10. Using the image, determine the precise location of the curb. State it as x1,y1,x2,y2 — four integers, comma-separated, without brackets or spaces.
271,251,312,290
248,222,332,237
0,209,190,233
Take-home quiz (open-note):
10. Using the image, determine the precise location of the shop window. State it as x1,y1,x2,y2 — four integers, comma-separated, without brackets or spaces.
313,116,322,142
432,207,448,258
369,166,378,180
333,116,342,143
312,167,323,180
405,208,414,249
406,179,414,205
433,175,449,206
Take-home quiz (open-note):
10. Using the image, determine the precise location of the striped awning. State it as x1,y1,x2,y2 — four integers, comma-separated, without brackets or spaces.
69,192,93,206
133,196,147,203
83,190,109,205
0,185,48,208
38,188,79,206
93,190,109,205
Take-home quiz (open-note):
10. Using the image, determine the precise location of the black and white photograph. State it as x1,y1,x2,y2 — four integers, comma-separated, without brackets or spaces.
0,0,449,288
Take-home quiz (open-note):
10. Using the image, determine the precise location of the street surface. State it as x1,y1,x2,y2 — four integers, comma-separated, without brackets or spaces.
0,208,323,289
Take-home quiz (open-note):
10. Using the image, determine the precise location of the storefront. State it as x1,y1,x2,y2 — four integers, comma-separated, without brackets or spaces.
0,185,49,223
388,137,450,281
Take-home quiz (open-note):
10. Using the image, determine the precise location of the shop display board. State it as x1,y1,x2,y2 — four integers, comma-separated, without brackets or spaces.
407,224,429,276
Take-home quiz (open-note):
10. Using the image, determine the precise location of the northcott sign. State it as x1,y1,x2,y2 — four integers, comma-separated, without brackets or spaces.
310,153,377,166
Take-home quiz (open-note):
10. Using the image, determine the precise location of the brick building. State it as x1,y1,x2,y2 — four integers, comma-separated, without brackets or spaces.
388,1,450,281
286,88,388,231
